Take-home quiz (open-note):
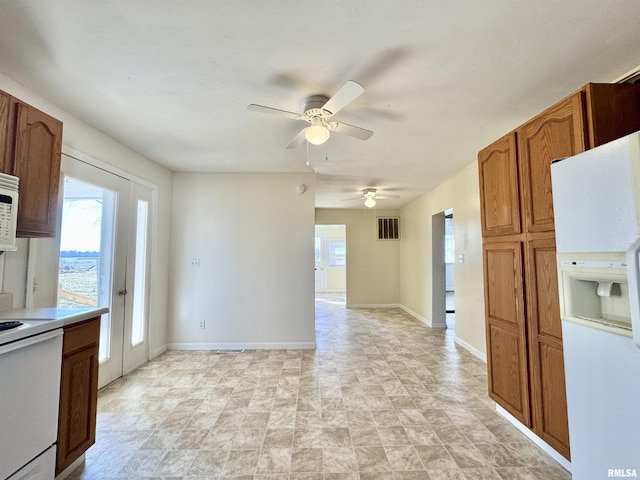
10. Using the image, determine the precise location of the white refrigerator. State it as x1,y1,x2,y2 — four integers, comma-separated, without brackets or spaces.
551,130,640,479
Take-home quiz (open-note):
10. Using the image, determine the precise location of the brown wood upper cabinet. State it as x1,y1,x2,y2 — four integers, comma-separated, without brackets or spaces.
518,92,587,233
478,132,521,237
481,83,640,237
0,89,63,237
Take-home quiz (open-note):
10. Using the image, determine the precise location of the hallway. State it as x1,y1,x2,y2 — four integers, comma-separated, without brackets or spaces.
69,296,570,479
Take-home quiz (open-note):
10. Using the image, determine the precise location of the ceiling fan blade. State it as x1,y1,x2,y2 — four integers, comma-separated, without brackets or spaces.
248,104,302,120
342,196,366,201
321,80,364,116
331,121,374,141
285,128,308,149
376,194,400,199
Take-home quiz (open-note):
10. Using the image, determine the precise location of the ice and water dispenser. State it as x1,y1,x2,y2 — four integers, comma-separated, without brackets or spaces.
557,253,633,335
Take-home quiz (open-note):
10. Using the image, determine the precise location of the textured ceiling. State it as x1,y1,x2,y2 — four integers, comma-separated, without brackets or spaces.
1,1,639,208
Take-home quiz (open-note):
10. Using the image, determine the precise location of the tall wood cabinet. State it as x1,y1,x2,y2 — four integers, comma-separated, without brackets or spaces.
479,82,640,460
0,89,63,237
56,317,100,475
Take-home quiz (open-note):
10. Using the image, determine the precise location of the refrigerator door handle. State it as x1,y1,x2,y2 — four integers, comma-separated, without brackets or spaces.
625,237,640,349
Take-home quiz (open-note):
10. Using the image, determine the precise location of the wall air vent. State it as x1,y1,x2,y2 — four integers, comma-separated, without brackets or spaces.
377,217,400,240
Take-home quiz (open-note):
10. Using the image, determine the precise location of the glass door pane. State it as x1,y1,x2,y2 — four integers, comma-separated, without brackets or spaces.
58,177,116,363
131,199,148,347
122,183,153,374
59,154,130,389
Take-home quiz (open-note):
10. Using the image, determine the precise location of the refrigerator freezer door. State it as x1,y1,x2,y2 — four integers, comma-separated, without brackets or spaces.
551,132,639,253
563,320,640,478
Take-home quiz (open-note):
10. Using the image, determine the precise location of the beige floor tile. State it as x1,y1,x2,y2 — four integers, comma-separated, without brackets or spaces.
74,294,571,479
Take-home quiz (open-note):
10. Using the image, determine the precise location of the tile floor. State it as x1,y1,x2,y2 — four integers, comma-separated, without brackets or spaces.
69,294,571,479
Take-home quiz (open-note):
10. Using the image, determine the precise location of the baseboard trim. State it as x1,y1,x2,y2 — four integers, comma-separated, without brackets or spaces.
454,336,487,363
400,304,447,329
347,303,402,309
496,405,572,473
56,453,85,480
150,344,168,359
167,342,316,350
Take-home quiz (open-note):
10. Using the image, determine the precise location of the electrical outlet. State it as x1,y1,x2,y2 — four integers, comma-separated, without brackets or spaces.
199,319,205,329
190,258,200,268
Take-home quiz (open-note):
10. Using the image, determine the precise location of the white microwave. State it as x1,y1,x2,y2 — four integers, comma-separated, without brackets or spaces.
0,174,19,252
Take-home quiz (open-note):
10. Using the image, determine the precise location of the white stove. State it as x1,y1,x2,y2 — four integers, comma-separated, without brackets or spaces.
0,327,62,480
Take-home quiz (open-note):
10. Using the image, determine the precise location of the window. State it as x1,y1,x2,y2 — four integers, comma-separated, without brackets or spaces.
444,215,454,263
444,234,455,263
329,240,346,267
315,236,322,262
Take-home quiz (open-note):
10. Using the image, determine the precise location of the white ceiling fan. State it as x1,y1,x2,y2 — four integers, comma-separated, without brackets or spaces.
248,80,373,149
344,188,400,208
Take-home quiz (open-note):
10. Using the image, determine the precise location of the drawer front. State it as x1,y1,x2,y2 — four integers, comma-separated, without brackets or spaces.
63,317,100,354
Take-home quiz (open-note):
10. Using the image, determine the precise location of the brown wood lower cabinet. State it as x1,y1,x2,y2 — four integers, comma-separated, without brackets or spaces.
56,317,100,475
525,237,570,458
483,241,531,426
483,237,570,457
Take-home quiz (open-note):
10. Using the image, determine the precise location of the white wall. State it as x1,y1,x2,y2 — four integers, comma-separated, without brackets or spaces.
169,173,316,349
400,162,486,359
315,209,401,307
0,72,173,358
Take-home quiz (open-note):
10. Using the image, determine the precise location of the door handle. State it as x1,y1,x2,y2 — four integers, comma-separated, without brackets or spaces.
118,289,128,296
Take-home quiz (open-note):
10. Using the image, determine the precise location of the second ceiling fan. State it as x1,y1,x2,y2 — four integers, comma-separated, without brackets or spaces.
248,80,373,149
344,188,400,208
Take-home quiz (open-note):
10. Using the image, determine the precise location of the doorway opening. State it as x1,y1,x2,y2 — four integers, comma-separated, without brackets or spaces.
431,209,455,329
314,224,346,305
444,209,455,330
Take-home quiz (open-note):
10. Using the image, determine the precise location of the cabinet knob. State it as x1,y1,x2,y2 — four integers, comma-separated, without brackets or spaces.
118,289,128,296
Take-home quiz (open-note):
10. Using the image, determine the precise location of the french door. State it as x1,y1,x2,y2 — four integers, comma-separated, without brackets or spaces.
58,155,152,388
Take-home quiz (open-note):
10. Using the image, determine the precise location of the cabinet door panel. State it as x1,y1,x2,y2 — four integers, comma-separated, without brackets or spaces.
478,132,521,237
539,342,570,458
0,91,9,172
526,237,569,458
483,241,530,425
484,242,524,326
526,237,562,340
57,319,99,475
585,83,640,147
12,101,62,237
518,93,586,233
486,322,531,426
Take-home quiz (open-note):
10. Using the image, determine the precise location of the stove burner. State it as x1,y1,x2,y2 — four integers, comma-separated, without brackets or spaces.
0,321,23,331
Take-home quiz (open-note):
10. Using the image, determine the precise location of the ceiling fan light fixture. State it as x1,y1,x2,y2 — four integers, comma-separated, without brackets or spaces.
364,196,377,208
305,118,330,145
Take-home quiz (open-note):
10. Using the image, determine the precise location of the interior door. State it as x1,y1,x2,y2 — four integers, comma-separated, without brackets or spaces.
58,156,129,388
314,231,326,292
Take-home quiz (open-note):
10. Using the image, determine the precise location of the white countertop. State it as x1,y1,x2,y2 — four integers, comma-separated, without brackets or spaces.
0,307,108,345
